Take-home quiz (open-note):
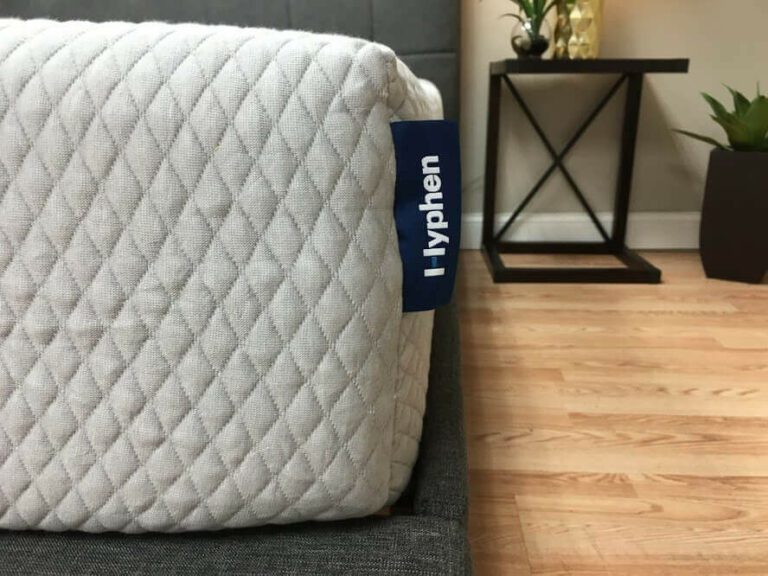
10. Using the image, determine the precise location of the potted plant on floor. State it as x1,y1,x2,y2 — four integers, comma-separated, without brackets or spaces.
675,86,768,284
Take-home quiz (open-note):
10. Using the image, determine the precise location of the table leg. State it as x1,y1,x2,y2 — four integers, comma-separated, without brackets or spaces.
612,73,644,250
482,73,502,249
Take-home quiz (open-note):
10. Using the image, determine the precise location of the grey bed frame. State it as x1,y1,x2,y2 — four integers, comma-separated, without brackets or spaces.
0,2,468,574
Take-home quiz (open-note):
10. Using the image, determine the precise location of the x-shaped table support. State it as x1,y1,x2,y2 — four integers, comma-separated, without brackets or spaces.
481,59,689,283
493,75,627,244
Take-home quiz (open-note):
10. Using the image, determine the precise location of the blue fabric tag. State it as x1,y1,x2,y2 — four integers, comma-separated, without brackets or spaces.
391,120,461,313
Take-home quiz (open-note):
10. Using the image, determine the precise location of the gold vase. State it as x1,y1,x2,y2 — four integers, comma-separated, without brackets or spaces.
555,0,603,60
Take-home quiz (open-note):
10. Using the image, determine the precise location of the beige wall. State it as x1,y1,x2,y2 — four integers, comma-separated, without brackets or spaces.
461,0,768,216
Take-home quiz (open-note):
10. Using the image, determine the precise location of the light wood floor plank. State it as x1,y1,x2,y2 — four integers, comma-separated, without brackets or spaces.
460,251,768,575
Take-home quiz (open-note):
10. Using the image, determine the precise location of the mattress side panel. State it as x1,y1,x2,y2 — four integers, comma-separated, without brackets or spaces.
0,19,402,532
385,59,444,501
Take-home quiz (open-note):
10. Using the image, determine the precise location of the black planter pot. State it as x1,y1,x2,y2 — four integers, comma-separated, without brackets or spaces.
512,34,549,59
700,149,768,284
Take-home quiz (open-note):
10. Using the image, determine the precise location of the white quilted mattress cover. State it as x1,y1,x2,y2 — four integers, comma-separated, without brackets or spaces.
0,19,442,532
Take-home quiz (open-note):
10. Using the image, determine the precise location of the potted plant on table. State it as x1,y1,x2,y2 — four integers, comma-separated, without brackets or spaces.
675,86,768,284
501,0,559,59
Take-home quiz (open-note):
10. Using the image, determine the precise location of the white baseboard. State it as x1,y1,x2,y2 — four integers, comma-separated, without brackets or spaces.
460,212,701,250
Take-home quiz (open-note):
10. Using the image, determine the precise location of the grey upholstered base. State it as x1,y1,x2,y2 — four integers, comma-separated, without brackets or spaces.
1,517,467,576
0,304,470,575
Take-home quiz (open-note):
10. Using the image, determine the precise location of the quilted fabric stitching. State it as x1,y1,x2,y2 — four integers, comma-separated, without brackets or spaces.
220,42,406,516
84,34,306,528
70,30,226,531
75,29,217,530
171,29,387,521
0,25,244,530
59,28,207,532
241,56,393,518
185,41,374,519
135,33,282,527
0,25,324,532
0,19,435,532
166,41,346,523
239,77,394,521
124,36,300,527
0,25,147,530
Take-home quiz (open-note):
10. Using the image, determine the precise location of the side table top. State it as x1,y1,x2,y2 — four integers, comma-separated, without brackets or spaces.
491,58,690,76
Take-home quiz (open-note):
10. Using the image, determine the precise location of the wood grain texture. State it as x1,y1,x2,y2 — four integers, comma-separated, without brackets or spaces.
460,252,768,575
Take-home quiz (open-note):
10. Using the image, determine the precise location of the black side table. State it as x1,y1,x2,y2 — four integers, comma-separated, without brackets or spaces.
482,58,689,283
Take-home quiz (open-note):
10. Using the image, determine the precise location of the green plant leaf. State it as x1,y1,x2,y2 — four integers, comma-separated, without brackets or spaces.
680,85,768,153
673,129,729,150
516,0,534,18
725,86,750,116
501,12,527,24
701,92,732,121
743,95,768,141
711,114,756,150
504,0,553,35
531,0,543,28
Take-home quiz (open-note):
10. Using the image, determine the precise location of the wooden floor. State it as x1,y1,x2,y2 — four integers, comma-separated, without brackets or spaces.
459,252,768,576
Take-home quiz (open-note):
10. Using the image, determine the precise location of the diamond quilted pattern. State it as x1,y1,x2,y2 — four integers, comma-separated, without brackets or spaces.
0,18,438,533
